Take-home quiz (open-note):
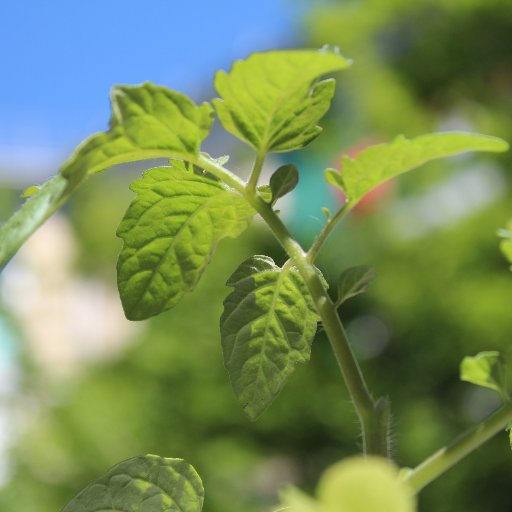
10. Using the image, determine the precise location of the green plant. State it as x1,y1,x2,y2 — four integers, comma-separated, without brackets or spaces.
0,48,510,511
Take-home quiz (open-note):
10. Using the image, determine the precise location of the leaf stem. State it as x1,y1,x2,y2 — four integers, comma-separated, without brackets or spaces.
247,149,266,192
0,174,70,271
307,202,349,263
404,401,512,492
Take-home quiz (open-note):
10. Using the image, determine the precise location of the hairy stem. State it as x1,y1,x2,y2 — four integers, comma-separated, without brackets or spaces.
254,196,389,455
404,402,512,491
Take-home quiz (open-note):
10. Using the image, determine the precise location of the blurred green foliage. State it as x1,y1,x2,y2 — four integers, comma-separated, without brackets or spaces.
1,2,511,512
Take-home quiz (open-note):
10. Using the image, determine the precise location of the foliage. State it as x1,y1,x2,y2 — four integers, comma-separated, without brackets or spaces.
0,47,510,512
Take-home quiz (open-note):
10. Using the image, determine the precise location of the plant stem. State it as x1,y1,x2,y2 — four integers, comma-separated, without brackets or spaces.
247,194,389,456
307,202,349,262
404,401,512,492
247,149,266,192
0,175,69,271
198,154,391,456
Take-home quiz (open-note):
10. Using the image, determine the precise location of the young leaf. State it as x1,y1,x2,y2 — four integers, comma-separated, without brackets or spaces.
317,456,416,512
460,351,507,397
321,207,331,221
62,455,204,512
117,165,254,320
257,185,273,203
336,265,376,307
61,82,214,183
269,164,299,204
213,49,350,153
325,132,509,207
221,255,319,420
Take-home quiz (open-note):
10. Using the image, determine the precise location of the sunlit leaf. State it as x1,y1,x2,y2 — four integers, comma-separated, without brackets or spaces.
325,132,509,207
221,256,319,420
213,49,350,153
460,351,507,396
317,456,416,512
336,265,376,307
117,165,254,320
61,82,214,184
62,455,203,512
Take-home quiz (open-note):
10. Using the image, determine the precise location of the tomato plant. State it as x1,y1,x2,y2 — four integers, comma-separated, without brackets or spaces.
0,48,510,512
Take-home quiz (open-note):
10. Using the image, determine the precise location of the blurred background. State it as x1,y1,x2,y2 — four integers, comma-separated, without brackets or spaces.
1,0,512,511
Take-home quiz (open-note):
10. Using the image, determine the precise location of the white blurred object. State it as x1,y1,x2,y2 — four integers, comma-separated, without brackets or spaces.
1,214,142,378
384,162,507,240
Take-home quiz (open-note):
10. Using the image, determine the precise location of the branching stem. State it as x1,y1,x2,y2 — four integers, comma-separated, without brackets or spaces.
308,202,350,262
404,401,512,492
198,154,390,456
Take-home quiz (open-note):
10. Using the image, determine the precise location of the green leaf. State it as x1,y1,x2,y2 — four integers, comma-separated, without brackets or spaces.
460,351,507,397
257,185,273,203
336,265,376,307
117,165,254,320
325,132,509,207
62,454,203,512
20,185,40,198
317,456,416,512
61,82,214,183
321,207,331,221
221,256,319,420
2,85,214,273
213,49,351,153
269,164,299,204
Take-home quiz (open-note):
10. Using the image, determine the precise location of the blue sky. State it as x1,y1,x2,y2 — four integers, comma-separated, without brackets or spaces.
0,1,307,181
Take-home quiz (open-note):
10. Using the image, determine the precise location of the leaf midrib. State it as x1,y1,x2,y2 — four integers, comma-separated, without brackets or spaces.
125,180,231,309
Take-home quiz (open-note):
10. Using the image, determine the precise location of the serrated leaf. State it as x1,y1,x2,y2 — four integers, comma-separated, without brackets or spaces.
221,255,319,420
269,164,299,204
325,132,509,207
62,455,203,512
117,165,254,320
336,265,376,307
61,82,214,183
460,351,507,396
213,49,350,153
317,456,416,512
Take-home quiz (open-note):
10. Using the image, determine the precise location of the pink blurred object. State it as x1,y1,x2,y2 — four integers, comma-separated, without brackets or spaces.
334,138,395,215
